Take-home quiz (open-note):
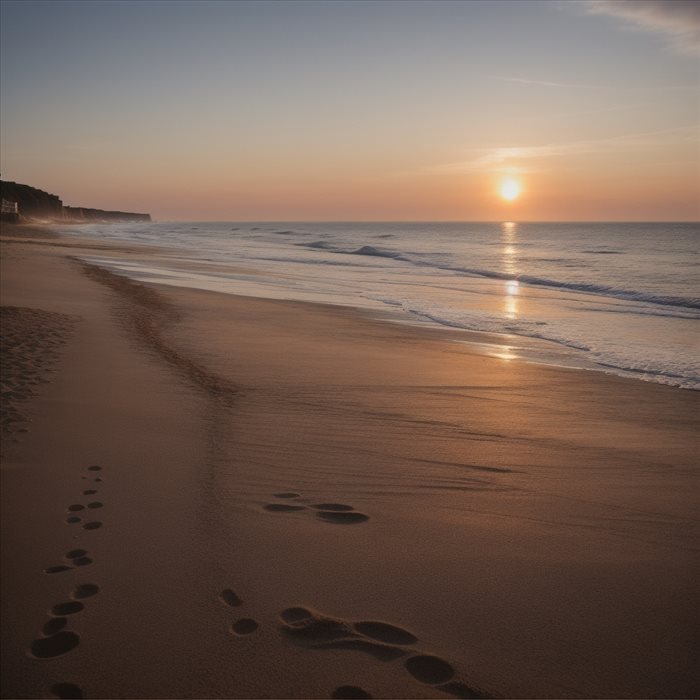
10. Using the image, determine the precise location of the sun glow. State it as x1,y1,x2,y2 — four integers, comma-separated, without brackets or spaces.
500,178,521,201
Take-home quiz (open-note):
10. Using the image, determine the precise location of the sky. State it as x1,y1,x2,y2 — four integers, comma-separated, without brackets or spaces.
1,0,698,221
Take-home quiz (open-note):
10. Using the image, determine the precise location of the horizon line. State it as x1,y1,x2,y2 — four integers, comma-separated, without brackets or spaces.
142,218,700,224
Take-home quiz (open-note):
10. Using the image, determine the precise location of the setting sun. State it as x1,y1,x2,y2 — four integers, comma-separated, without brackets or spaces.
500,178,521,201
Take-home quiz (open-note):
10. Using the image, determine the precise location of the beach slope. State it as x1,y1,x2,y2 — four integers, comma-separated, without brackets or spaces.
1,232,698,699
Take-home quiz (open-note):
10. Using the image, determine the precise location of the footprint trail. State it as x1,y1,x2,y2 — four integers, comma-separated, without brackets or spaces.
219,587,260,638
30,463,106,674
263,493,370,524
278,605,489,698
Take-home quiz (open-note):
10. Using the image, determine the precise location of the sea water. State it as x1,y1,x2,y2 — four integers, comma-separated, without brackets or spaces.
68,221,699,389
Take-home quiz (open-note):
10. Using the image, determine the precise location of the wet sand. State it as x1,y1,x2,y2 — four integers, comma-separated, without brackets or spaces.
1,227,698,699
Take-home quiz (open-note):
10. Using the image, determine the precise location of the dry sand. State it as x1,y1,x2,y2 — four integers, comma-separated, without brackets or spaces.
1,226,698,699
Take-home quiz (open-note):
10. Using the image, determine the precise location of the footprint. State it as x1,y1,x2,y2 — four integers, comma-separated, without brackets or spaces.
231,618,259,635
311,503,355,512
280,606,353,641
405,654,455,685
66,516,81,525
264,503,306,512
87,502,103,509
319,638,405,661
50,683,84,699
42,618,67,636
220,589,243,607
331,687,373,699
72,557,92,567
316,511,369,524
65,549,87,560
279,607,404,661
44,565,72,575
352,621,417,645
87,465,101,471
67,505,84,512
82,489,97,495
51,601,84,616
438,681,488,699
268,497,370,525
73,583,100,599
29,631,80,659
83,521,102,530
280,607,315,625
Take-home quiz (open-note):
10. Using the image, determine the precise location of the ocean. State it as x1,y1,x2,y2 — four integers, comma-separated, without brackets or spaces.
67,220,699,389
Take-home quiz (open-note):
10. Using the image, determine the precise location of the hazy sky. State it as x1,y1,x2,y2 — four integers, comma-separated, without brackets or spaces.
1,0,698,220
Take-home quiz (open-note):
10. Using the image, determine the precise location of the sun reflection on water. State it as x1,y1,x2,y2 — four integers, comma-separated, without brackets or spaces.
494,345,518,361
505,286,518,319
502,221,517,275
501,222,519,319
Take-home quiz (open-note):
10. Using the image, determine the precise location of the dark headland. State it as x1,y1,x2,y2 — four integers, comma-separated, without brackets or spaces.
0,179,151,223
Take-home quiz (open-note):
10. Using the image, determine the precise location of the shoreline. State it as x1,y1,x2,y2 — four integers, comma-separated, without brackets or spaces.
50,219,700,392
1,225,699,698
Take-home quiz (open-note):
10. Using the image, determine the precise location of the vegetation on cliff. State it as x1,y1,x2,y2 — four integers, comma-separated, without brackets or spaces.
0,180,150,222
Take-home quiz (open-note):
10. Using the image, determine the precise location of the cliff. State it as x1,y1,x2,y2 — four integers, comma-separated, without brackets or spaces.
63,206,151,223
0,180,151,223
0,181,63,220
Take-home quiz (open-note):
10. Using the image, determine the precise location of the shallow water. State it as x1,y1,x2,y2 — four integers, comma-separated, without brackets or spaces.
66,220,699,388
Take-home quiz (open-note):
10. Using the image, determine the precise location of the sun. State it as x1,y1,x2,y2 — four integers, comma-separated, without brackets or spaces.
499,178,521,201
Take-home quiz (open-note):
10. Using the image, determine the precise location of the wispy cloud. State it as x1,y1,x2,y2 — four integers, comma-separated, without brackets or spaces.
428,125,700,175
583,0,700,55
488,75,597,89
549,101,649,119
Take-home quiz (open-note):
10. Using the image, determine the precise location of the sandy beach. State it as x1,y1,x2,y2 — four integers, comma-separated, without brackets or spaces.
1,224,698,699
